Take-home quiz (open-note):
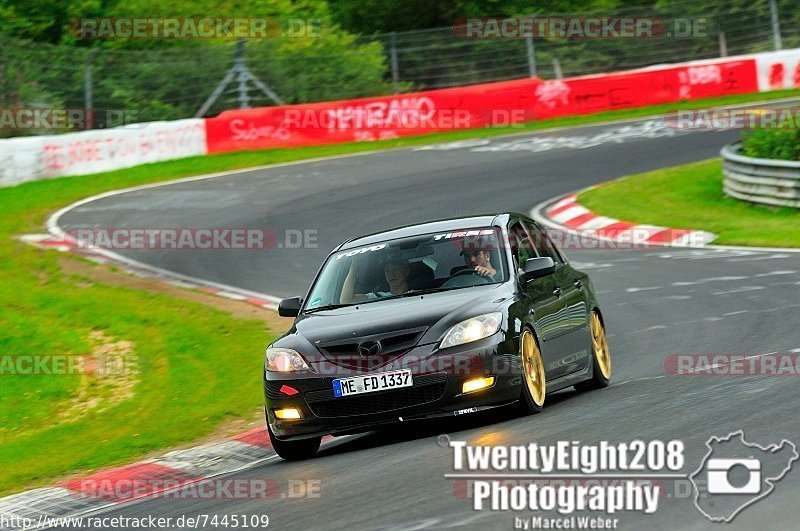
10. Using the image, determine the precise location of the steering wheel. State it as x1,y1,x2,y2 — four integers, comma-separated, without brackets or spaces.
451,268,476,277
441,268,491,287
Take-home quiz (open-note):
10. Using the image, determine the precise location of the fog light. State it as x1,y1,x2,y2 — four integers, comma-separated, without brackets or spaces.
274,408,302,420
462,376,495,394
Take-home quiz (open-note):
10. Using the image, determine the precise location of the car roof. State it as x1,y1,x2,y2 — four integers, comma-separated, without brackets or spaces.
337,213,519,250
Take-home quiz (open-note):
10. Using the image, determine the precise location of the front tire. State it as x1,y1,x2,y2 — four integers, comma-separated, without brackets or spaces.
575,310,611,392
518,328,546,414
268,424,321,460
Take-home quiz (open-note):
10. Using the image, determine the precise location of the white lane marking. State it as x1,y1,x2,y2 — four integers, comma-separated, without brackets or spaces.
671,276,748,286
713,286,765,295
623,325,667,335
625,286,661,293
374,512,494,530
612,374,670,386
570,262,613,269
723,310,749,316
727,254,791,261
755,270,797,277
664,295,692,300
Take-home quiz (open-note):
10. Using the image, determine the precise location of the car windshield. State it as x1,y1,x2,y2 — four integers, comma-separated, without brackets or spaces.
304,227,507,311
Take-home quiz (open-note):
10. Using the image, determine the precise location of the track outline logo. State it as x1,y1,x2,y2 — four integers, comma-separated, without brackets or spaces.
689,430,798,522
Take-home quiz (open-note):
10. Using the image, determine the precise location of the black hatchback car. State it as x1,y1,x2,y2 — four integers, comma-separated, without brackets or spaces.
264,213,610,459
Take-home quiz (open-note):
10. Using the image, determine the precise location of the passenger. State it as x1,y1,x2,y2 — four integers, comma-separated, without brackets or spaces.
382,254,411,295
344,253,411,302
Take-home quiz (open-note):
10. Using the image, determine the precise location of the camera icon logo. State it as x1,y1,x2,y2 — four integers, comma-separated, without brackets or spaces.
706,458,761,494
690,431,798,522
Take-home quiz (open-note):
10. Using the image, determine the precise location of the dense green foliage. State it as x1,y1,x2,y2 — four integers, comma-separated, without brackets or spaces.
0,0,798,133
742,128,800,161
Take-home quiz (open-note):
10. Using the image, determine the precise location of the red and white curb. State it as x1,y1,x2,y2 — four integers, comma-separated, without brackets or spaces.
0,429,335,530
18,234,281,311
534,193,716,247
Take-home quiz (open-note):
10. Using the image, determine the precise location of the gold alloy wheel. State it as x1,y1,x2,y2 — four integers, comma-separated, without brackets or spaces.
590,312,611,380
521,329,546,407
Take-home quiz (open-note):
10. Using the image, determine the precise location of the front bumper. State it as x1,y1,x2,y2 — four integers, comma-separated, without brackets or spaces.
264,334,522,440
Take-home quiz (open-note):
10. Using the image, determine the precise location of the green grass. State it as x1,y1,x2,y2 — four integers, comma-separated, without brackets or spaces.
2,87,800,496
579,159,800,247
0,176,276,495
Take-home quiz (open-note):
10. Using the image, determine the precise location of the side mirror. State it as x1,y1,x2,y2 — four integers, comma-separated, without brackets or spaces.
522,257,556,282
278,297,303,317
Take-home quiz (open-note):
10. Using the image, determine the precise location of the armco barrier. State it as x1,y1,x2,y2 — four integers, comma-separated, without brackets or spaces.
722,142,800,208
204,55,760,154
0,119,207,187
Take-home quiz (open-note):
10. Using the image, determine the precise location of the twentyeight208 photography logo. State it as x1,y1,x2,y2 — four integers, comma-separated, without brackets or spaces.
690,431,798,522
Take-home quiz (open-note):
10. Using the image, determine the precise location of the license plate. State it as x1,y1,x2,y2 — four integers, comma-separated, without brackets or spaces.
332,370,413,398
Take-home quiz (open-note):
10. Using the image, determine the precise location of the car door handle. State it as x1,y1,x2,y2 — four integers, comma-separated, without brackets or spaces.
553,288,562,298
574,280,582,289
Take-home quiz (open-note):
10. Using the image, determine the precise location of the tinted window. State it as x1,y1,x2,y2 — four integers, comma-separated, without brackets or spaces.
304,227,507,310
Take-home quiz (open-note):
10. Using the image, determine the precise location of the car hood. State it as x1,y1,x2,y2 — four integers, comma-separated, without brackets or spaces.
272,283,513,367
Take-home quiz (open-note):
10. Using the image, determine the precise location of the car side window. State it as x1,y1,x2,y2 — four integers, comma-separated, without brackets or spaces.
509,222,539,269
522,220,562,263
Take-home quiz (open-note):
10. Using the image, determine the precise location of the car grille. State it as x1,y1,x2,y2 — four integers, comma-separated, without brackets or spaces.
315,327,427,371
304,374,448,418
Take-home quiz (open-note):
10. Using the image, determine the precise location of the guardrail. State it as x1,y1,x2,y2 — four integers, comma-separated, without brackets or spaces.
721,143,800,208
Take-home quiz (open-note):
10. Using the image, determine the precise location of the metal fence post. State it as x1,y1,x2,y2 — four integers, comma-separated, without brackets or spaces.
390,32,400,93
525,35,537,78
83,50,98,129
769,0,782,50
718,31,727,57
235,39,250,109
552,58,563,80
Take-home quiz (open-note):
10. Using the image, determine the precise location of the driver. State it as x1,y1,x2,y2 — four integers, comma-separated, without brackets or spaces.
457,237,497,279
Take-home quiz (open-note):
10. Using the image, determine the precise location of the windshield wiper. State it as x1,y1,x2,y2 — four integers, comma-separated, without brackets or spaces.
382,287,458,300
304,303,359,314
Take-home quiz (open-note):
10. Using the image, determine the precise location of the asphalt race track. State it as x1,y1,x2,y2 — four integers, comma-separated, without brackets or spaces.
57,118,800,529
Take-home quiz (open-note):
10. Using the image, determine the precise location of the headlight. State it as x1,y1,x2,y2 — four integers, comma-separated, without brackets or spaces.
265,348,311,372
440,312,503,349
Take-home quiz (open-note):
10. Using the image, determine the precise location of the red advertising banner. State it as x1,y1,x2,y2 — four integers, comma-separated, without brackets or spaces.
204,57,759,154
532,58,758,119
204,78,543,153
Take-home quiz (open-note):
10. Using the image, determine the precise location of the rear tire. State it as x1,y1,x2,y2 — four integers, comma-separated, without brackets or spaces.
575,311,611,392
268,424,321,460
518,328,546,414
